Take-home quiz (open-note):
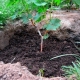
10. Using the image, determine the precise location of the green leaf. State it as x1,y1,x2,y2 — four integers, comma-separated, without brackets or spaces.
27,0,47,6
21,13,32,24
10,13,17,20
75,42,80,44
43,33,49,39
72,62,80,76
43,18,61,31
50,54,79,60
33,13,41,21
37,7,47,13
54,0,61,5
34,2,47,6
73,0,80,5
33,13,45,22
27,0,36,4
0,26,4,29
7,0,20,6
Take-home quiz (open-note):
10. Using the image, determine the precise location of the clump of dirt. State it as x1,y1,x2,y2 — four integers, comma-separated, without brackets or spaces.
0,30,80,77
0,62,67,80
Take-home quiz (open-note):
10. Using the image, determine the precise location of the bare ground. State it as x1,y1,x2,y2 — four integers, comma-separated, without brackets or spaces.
0,30,80,80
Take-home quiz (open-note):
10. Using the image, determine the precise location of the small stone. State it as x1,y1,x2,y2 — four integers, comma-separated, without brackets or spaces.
3,75,7,79
0,61,4,65
18,72,22,77
22,67,26,70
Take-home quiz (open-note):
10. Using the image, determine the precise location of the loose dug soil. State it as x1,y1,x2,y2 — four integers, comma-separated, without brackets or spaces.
0,30,80,77
0,62,67,80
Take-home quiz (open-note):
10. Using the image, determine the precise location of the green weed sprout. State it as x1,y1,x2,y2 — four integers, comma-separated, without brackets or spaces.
62,60,80,80
38,68,44,77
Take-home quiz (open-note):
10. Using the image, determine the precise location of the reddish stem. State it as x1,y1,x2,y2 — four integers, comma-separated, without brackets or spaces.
30,19,43,52
40,36,43,52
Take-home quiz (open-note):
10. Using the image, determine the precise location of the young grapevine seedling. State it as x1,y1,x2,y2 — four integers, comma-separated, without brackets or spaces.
1,0,61,52
30,19,43,52
30,18,61,52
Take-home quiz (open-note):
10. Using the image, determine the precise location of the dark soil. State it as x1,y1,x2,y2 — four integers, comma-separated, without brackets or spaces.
0,30,80,77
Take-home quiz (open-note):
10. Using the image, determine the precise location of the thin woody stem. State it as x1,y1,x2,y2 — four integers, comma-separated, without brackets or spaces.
41,36,43,52
30,19,43,52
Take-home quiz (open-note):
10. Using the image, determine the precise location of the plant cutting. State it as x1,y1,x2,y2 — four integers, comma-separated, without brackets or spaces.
28,0,61,52
30,18,61,52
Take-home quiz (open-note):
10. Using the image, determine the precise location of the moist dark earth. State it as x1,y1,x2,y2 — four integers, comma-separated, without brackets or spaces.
0,30,80,77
